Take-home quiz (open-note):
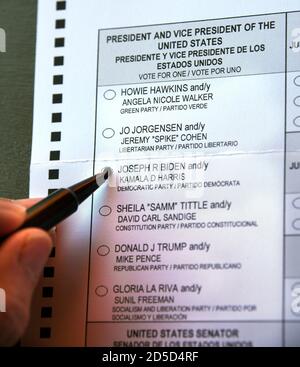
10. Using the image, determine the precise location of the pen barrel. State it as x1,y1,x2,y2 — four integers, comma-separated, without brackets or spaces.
0,171,108,245
22,188,79,231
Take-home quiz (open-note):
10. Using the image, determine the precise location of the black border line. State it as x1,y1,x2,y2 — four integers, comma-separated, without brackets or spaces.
84,29,101,346
282,12,288,347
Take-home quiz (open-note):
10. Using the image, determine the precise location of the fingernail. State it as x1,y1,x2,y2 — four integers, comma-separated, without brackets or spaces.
20,232,53,279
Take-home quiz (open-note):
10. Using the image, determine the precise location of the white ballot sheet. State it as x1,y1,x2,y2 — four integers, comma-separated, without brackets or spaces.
24,0,300,346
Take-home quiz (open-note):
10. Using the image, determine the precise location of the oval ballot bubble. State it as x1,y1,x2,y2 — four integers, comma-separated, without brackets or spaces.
292,218,300,230
294,96,300,107
293,116,300,127
102,128,115,139
99,205,112,216
294,75,300,87
97,245,110,256
292,197,300,209
291,283,300,315
95,286,108,297
103,89,116,100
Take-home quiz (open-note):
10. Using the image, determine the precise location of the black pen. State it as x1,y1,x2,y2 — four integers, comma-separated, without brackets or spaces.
0,168,110,243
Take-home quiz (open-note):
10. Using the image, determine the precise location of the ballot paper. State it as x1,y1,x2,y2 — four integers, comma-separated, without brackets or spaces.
24,0,300,346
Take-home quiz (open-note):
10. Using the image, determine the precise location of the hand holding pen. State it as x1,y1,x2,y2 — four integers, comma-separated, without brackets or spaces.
0,170,109,346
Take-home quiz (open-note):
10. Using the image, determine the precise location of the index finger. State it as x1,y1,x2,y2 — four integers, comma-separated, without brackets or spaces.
0,200,26,236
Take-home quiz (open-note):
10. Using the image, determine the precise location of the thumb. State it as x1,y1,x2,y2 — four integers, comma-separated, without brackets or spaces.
0,228,52,346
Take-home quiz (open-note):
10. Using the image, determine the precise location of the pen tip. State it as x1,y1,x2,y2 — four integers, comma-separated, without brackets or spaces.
98,167,112,182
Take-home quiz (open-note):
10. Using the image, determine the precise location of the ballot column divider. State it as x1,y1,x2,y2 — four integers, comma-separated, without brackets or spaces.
284,10,300,347
283,11,288,347
84,29,101,347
